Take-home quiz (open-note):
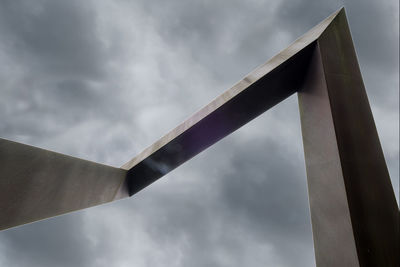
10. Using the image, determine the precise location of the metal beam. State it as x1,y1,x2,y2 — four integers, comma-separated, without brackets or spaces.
119,9,341,196
298,10,399,266
0,138,126,231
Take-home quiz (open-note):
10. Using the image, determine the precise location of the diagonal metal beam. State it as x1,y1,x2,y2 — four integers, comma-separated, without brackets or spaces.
0,138,127,230
119,9,341,197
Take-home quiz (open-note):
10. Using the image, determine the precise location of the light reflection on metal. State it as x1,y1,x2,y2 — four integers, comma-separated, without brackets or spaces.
0,8,398,266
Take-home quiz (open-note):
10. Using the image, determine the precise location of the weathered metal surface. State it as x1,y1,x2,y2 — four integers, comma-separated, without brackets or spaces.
0,138,127,231
298,44,360,266
299,10,399,266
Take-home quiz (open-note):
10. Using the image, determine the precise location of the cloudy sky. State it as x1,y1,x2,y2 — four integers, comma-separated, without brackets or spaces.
0,0,398,266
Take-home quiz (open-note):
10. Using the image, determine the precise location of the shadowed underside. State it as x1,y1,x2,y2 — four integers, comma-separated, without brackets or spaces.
0,8,398,267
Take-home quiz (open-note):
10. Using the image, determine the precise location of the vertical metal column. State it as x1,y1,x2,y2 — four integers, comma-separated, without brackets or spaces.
298,10,399,267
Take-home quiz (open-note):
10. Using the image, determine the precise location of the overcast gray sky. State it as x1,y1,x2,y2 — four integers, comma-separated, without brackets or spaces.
0,0,398,266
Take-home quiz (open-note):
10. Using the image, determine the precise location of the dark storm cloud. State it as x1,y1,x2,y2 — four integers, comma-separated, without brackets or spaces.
0,213,93,267
131,0,291,83
220,141,310,240
0,0,102,140
0,0,398,267
0,0,105,79
343,0,399,72
0,0,134,160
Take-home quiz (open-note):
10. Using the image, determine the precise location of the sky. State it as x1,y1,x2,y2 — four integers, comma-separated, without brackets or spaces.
0,0,398,266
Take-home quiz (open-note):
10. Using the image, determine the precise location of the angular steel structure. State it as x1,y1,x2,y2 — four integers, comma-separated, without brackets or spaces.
0,8,398,266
